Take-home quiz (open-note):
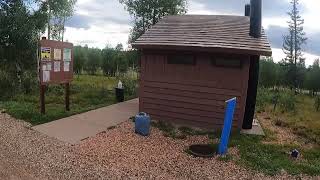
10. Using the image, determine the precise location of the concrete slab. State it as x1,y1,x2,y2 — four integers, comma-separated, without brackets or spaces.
240,119,265,136
33,98,139,144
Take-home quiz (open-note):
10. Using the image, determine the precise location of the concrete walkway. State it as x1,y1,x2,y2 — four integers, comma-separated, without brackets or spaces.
33,99,139,144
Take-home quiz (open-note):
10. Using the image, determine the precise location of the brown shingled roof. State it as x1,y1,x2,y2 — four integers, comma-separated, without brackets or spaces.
132,15,272,56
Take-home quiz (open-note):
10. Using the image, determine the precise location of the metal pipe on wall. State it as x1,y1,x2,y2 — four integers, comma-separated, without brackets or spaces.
243,0,262,129
249,0,262,38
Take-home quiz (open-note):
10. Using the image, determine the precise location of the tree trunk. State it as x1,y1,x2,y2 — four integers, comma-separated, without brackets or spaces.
293,0,298,94
142,15,145,32
152,7,157,25
47,3,51,40
62,17,66,42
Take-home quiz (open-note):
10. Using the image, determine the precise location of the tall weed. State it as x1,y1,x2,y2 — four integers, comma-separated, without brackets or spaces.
278,90,296,112
256,88,296,112
315,96,320,111
256,88,273,111
0,70,17,99
21,71,37,95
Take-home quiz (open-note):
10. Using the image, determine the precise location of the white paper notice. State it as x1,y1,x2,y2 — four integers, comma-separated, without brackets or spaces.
43,71,50,82
63,48,71,61
64,62,70,72
54,49,62,60
46,63,52,71
54,61,61,72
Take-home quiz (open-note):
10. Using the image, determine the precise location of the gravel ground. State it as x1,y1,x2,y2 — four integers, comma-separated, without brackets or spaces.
0,112,317,180
0,113,115,180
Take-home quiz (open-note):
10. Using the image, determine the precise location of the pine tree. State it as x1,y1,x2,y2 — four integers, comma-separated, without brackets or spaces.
304,59,320,96
282,0,307,90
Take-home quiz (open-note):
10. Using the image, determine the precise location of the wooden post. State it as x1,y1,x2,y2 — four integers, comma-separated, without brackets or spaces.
65,83,70,111
40,85,46,114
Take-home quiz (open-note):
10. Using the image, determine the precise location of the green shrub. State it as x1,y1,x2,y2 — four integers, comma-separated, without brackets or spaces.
256,88,296,112
256,88,273,111
98,85,110,99
70,84,82,94
278,90,296,112
270,89,281,111
0,70,17,99
118,73,138,98
47,85,65,96
21,71,37,95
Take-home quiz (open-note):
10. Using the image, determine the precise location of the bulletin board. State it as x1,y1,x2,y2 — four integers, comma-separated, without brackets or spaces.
39,39,74,85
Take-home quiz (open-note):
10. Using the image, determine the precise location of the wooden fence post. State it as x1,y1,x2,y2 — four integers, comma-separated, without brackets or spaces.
40,85,46,114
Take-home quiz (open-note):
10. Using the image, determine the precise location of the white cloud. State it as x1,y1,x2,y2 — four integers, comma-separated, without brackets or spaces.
188,1,218,15
300,0,320,32
263,0,320,32
62,0,319,57
64,0,131,49
272,48,319,67
263,17,288,29
64,24,130,49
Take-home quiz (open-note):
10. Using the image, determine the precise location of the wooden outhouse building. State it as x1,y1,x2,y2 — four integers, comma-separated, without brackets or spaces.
132,0,272,130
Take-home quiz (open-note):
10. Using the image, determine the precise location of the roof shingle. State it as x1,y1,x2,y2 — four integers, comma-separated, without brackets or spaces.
132,15,272,56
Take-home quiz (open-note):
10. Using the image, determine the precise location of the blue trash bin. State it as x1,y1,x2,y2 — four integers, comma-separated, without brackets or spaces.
135,112,150,136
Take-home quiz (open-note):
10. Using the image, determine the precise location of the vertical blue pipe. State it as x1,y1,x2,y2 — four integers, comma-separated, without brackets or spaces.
218,97,237,155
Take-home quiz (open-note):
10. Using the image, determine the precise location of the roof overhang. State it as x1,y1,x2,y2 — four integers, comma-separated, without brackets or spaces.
132,43,272,57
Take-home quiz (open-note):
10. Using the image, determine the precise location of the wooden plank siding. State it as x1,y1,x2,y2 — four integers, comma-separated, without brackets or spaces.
139,51,250,129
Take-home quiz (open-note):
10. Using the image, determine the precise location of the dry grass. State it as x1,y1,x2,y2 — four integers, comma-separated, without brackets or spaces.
262,95,320,145
258,112,313,147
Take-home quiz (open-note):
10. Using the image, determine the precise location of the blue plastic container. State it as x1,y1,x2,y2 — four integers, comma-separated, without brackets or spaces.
135,112,151,136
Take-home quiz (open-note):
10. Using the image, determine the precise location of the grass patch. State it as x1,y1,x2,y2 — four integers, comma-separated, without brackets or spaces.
225,89,320,176
151,121,184,139
151,121,217,140
151,119,320,176
256,88,320,144
262,127,277,142
178,126,216,137
229,134,320,176
151,121,176,135
0,75,137,125
262,94,320,145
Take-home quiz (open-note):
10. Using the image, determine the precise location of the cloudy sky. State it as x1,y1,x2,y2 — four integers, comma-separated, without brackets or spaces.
64,0,320,66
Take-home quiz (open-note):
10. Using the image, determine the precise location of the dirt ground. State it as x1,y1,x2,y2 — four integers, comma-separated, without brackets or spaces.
0,112,316,180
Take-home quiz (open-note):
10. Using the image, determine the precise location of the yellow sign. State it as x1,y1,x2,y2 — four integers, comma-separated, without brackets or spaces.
41,47,51,60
